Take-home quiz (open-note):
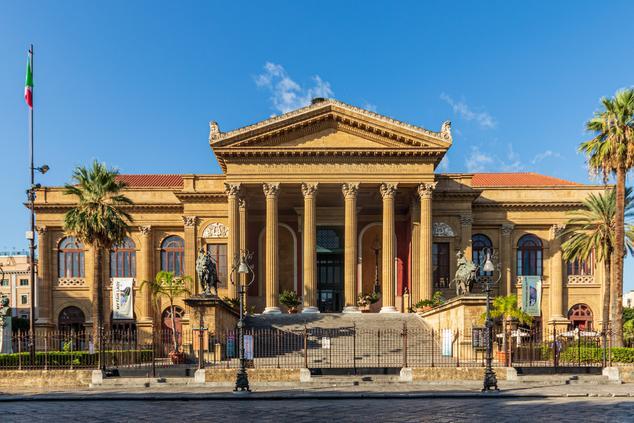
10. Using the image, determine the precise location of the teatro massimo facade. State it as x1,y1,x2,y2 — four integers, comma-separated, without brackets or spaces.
33,98,606,335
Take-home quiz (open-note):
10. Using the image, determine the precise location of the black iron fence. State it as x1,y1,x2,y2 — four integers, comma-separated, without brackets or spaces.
0,325,612,371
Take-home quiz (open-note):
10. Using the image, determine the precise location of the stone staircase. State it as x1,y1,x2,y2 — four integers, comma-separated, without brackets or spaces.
245,312,429,331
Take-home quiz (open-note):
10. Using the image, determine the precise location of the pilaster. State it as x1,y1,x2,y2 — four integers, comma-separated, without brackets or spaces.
138,225,154,323
263,183,281,314
342,183,360,313
380,182,398,313
238,196,248,288
35,226,52,325
460,214,473,259
301,182,319,313
183,216,198,293
549,224,566,322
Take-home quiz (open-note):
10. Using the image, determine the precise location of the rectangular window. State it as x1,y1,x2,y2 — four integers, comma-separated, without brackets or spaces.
20,279,28,286
0,279,8,287
207,244,228,287
566,251,594,276
433,242,450,288
20,294,28,305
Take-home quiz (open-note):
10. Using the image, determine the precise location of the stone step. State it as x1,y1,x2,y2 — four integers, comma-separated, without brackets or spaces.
246,313,428,331
91,376,199,388
308,374,404,384
515,374,616,385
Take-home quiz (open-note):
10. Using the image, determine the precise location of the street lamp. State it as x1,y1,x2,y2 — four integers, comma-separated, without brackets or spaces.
231,249,255,394
481,247,500,392
26,163,49,362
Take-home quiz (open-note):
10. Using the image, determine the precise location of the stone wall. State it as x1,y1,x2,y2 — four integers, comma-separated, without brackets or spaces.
202,368,301,383
411,367,507,381
0,370,93,389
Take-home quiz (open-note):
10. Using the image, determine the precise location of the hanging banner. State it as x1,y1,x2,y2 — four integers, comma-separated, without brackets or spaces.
244,335,254,360
521,276,542,316
112,278,134,320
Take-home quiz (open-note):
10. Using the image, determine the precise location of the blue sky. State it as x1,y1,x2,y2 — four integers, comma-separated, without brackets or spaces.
1,1,634,289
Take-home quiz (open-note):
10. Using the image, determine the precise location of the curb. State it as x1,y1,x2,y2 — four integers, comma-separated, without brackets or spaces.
1,391,629,401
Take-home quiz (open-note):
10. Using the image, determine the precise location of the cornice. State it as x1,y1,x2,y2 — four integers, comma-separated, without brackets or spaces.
473,201,584,210
33,203,184,213
173,192,227,203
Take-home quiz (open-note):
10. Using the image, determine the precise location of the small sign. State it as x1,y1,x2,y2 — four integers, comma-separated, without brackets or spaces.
472,327,486,348
441,329,453,357
244,335,254,360
322,336,331,349
227,335,236,358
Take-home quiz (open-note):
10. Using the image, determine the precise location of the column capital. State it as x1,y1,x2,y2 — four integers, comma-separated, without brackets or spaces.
36,225,48,235
460,214,473,226
139,225,152,236
550,224,566,239
341,182,359,199
501,223,514,236
417,182,437,199
262,182,280,198
301,182,319,198
182,216,198,228
380,182,398,199
238,197,246,210
224,182,242,197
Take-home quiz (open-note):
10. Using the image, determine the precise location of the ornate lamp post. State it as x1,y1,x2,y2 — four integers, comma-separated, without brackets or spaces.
231,249,255,394
372,236,381,294
481,248,500,392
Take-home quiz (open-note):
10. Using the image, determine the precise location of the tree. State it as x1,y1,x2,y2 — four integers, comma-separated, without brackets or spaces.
560,188,634,335
63,161,133,342
482,294,532,365
579,88,634,346
142,271,192,353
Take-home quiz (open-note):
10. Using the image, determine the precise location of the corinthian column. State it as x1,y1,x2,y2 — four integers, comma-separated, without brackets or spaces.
342,183,360,313
301,183,319,313
263,183,281,314
410,200,421,304
380,182,398,313
549,224,566,321
501,223,514,295
225,183,241,299
139,225,154,322
418,182,436,301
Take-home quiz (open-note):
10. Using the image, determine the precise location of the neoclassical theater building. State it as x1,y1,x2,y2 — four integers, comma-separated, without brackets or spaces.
33,98,605,334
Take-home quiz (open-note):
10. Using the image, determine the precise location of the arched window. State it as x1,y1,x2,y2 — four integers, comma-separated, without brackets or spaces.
567,250,594,276
161,306,185,348
517,234,542,276
110,237,136,278
472,234,493,275
161,235,184,275
58,306,85,332
568,304,593,331
58,237,85,278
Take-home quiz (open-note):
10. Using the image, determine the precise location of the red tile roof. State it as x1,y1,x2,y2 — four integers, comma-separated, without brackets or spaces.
116,174,183,188
471,172,579,187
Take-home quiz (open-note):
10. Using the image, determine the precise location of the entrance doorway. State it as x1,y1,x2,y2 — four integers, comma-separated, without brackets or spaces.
316,227,344,312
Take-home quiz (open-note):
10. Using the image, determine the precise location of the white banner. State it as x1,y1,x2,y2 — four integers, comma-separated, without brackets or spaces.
112,278,134,320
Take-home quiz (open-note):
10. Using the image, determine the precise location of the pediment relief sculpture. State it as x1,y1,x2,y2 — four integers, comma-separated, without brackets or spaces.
433,222,455,237
202,222,229,239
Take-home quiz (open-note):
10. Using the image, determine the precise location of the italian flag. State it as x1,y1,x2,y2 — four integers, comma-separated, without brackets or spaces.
24,55,33,108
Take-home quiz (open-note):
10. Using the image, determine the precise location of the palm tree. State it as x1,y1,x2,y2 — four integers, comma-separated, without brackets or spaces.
480,294,532,365
560,188,634,336
142,271,192,353
63,161,133,342
579,88,634,346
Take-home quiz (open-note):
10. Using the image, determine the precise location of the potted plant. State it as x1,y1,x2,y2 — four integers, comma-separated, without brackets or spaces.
357,292,380,312
480,294,532,365
414,292,445,313
279,290,301,313
142,271,192,364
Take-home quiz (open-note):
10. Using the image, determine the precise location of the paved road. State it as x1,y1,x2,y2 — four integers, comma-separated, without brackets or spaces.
3,397,634,422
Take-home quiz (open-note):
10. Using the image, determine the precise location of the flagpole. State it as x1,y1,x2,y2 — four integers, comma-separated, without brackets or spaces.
28,44,36,361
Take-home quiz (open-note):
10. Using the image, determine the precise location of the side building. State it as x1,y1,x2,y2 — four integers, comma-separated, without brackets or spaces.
33,99,604,337
0,251,35,321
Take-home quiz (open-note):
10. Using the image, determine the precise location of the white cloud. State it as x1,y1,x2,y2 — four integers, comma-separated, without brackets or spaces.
500,144,524,172
440,93,496,129
532,150,562,164
363,103,378,112
255,62,334,114
465,146,494,172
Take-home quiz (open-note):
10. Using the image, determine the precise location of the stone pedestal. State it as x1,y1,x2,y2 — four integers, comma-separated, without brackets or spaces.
184,296,240,342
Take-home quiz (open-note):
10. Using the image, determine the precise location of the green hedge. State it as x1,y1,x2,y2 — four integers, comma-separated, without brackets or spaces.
0,350,153,367
536,346,634,364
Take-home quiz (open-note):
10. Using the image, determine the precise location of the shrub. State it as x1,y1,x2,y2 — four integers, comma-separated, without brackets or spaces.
279,290,301,309
0,349,153,367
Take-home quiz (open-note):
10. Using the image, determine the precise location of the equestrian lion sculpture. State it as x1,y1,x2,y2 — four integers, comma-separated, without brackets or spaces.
450,251,478,296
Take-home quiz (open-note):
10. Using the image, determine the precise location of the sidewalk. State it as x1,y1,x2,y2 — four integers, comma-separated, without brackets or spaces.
2,382,634,401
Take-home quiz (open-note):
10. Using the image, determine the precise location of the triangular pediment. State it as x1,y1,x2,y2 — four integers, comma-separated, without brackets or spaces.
210,98,452,150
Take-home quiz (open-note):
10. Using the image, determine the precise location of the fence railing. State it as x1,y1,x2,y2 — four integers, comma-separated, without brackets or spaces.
0,325,610,371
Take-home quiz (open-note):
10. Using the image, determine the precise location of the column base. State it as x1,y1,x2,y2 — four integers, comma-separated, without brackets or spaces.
379,306,398,313
263,307,282,314
342,306,361,314
302,306,320,314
